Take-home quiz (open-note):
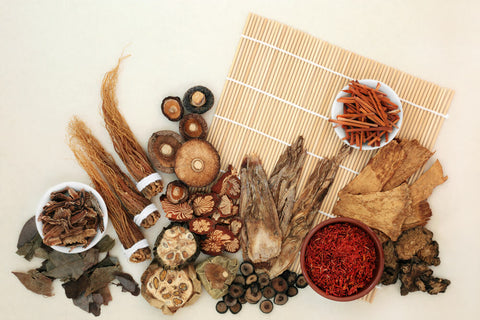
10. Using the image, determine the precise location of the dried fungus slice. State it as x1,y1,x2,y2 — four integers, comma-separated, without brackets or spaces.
166,180,189,204
179,113,208,140
211,165,241,199
148,130,184,173
174,139,220,188
191,193,218,217
154,223,200,269
161,96,184,121
188,217,215,235
160,195,194,222
183,85,214,114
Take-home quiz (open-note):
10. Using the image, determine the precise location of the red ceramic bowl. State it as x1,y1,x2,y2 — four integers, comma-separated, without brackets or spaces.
300,217,384,302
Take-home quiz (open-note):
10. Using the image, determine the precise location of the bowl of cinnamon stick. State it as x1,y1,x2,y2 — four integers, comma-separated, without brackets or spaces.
330,79,402,150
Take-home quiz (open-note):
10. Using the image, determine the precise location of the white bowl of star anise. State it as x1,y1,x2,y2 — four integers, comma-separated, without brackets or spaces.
35,181,108,253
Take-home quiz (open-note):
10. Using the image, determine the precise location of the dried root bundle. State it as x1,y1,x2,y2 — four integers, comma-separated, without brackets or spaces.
101,56,163,199
68,117,161,228
69,137,151,263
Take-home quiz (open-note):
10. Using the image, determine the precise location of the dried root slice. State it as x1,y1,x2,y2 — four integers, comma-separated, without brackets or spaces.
130,247,152,263
160,195,194,221
179,114,208,140
175,139,220,188
228,218,243,236
200,226,236,255
257,273,270,288
262,286,276,299
240,261,254,277
245,274,258,286
141,262,201,315
295,275,307,288
224,236,240,253
188,217,215,235
216,301,228,314
228,283,245,299
223,294,237,307
166,181,189,204
233,275,246,286
196,256,239,299
271,277,288,293
286,286,298,297
274,292,288,305
148,130,184,173
217,195,236,217
281,270,298,287
244,285,262,304
161,96,184,121
211,165,241,199
153,223,199,270
229,302,242,314
183,86,214,114
191,193,218,217
260,299,274,314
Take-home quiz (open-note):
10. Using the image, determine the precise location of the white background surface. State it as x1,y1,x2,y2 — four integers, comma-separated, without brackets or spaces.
1,1,479,319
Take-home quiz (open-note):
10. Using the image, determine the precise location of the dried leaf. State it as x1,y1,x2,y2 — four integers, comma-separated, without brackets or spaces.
114,272,140,296
16,234,44,261
17,216,38,249
12,270,54,297
94,235,115,252
85,266,120,296
62,274,89,299
43,249,99,281
97,286,112,305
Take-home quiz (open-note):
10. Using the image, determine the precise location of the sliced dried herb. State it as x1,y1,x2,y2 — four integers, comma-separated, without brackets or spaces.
12,269,54,297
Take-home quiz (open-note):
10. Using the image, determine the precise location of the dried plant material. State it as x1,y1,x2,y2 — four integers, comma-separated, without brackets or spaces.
12,270,54,297
69,139,151,263
160,195,194,221
16,217,45,261
68,117,161,228
268,136,307,237
179,113,208,140
229,218,243,236
402,200,432,230
153,224,199,270
189,217,216,235
183,85,214,114
417,241,441,266
196,256,239,299
42,249,99,281
409,160,448,205
148,130,184,174
101,56,163,199
86,265,121,296
333,184,411,241
399,258,450,295
217,195,235,217
141,262,201,315
211,165,241,199
239,154,282,263
341,140,405,195
380,240,399,285
200,226,236,256
191,193,218,216
383,139,434,190
166,180,189,204
395,226,434,260
17,216,38,249
266,145,351,277
114,272,140,296
161,96,184,122
223,236,240,253
94,235,115,253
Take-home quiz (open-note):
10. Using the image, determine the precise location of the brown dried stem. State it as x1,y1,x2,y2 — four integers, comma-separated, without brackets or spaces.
68,138,151,263
100,56,163,199
68,117,161,228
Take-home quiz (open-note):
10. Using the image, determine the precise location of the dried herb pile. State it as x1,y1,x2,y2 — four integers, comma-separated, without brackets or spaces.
13,217,139,316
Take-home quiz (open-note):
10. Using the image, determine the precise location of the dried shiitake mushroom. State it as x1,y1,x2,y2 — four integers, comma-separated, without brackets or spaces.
141,262,201,315
166,180,189,204
153,223,199,270
196,256,239,299
179,114,208,140
161,96,184,121
148,130,184,173
174,139,220,188
183,86,214,114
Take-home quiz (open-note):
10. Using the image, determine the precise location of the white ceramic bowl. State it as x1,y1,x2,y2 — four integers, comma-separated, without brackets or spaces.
331,79,403,150
35,181,108,254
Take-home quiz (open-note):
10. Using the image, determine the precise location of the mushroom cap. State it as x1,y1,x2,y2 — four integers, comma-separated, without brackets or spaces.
179,113,208,140
174,139,220,187
183,86,214,114
161,96,184,121
148,130,184,173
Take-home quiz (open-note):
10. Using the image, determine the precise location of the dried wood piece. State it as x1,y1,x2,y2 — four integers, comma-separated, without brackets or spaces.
409,160,448,205
402,200,432,231
268,136,307,237
266,145,351,277
239,154,282,263
101,56,163,199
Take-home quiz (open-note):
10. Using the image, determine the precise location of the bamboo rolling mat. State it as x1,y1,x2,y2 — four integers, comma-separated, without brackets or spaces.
206,13,454,302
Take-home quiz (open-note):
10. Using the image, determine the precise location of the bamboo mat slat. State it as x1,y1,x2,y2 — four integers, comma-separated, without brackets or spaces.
207,13,454,303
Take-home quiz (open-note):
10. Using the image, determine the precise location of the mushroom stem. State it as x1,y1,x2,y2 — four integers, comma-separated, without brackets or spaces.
191,91,206,107
191,159,205,172
160,144,174,156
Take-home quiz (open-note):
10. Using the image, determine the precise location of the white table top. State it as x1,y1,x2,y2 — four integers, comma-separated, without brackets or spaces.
1,1,479,319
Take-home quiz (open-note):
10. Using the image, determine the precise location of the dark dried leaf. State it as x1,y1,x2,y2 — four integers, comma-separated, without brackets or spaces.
12,270,54,297
62,274,89,299
94,235,115,253
97,286,112,306
17,216,38,249
114,272,140,296
72,294,92,313
43,249,99,281
16,233,43,261
85,266,120,296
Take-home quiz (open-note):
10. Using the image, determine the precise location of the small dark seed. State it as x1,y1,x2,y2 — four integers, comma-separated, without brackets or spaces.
260,300,274,314
296,274,308,289
271,277,288,293
228,283,245,298
286,286,298,297
274,293,288,305
240,261,254,276
233,274,246,286
245,273,258,286
229,302,242,314
216,301,228,314
257,273,270,288
223,294,237,307
262,286,276,299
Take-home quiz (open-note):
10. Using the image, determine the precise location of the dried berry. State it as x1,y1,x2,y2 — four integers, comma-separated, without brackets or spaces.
148,130,184,173
183,85,214,114
179,113,208,140
161,96,184,121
